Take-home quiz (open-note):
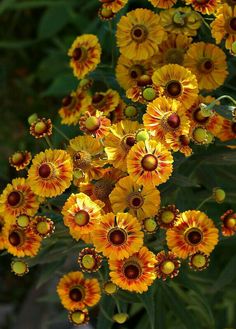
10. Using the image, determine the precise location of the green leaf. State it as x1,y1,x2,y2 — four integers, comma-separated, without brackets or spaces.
172,173,200,187
0,0,15,14
41,73,78,97
211,254,236,292
97,294,115,329
36,259,65,289
138,284,156,329
0,40,38,49
38,5,70,39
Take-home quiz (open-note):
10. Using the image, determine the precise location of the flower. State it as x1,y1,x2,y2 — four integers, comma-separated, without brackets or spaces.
0,178,40,220
68,309,89,326
62,193,102,241
109,246,156,293
109,176,160,220
116,9,166,60
152,33,192,68
220,210,236,236
152,64,199,109
127,140,173,187
32,216,55,238
29,118,52,139
79,110,111,139
160,7,202,36
57,271,101,310
100,0,128,13
68,34,101,79
166,133,192,157
92,212,144,260
28,149,73,198
90,89,120,116
104,120,142,172
0,216,6,250
184,42,228,91
9,151,31,171
156,205,180,229
155,250,181,280
211,4,236,50
148,0,177,8
184,0,220,15
116,55,154,90
188,252,210,271
143,97,190,144
166,210,219,259
215,118,236,141
78,247,102,273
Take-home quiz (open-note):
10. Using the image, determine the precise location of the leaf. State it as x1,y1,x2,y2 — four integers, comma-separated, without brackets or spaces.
36,259,65,289
172,173,200,187
97,294,115,329
38,5,70,39
138,284,156,329
211,254,236,292
116,290,140,303
41,73,78,97
214,105,234,120
0,40,38,49
0,0,15,14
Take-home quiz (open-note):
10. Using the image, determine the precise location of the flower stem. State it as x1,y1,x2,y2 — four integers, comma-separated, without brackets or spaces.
197,196,212,210
44,136,53,149
53,125,70,141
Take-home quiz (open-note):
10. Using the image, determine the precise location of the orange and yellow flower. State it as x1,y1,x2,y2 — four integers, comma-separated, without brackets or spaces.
214,118,236,141
220,209,236,236
148,0,177,8
109,176,160,221
100,0,128,13
68,34,101,79
90,89,120,116
127,140,173,187
166,210,219,259
57,271,101,310
0,178,40,220
152,64,199,109
184,0,220,14
155,250,181,280
166,133,192,157
79,110,111,139
92,212,144,260
109,246,156,293
116,9,166,60
9,151,31,171
28,149,73,198
0,216,6,250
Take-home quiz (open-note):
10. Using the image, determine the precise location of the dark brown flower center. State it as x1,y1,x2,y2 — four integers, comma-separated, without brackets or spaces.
69,287,84,302
108,227,127,246
130,65,144,79
166,81,182,98
199,59,214,73
125,136,136,147
232,122,236,134
7,191,22,207
141,154,158,171
9,230,24,247
179,135,190,146
185,228,203,246
62,95,73,107
73,47,87,61
167,113,181,129
92,93,105,105
124,263,141,279
128,192,144,209
38,163,52,179
131,25,148,43
229,17,236,31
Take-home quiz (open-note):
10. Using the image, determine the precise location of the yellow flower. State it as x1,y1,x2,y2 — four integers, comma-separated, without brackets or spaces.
160,7,202,36
28,149,73,198
148,0,177,8
104,120,142,172
165,133,192,157
92,212,144,260
0,215,6,250
109,176,160,220
152,33,192,68
116,8,166,60
220,210,236,237
211,4,236,50
143,97,190,144
0,178,40,220
57,271,101,310
152,64,199,109
166,210,219,259
127,140,173,187
90,89,120,116
116,55,154,90
109,247,156,293
214,118,236,141
61,193,102,242
184,42,228,91
68,34,101,79
79,110,111,139
101,0,128,13
155,250,181,280
184,0,220,15
9,151,31,171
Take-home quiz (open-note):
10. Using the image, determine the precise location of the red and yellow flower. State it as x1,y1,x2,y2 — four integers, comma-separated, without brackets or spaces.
148,0,177,8
100,0,128,13
220,209,236,236
0,216,6,250
155,250,181,280
184,0,220,14
9,151,31,171
90,89,120,116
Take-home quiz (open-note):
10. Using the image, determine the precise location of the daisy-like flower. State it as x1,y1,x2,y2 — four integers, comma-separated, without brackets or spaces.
189,252,210,271
215,118,236,141
79,110,111,139
148,0,177,8
59,89,91,126
109,246,156,293
9,151,31,171
127,140,173,187
28,149,73,198
152,33,192,68
109,176,160,220
166,210,219,259
68,309,89,326
3,221,41,257
156,205,180,229
116,55,154,90
78,247,102,273
0,178,40,220
166,133,192,157
62,193,102,241
116,9,166,60
0,216,6,250
68,34,101,79
155,250,181,280
160,7,202,36
211,4,236,50
100,0,128,13
80,167,125,213
126,75,160,104
220,209,236,236
104,120,142,172
57,271,101,311
68,135,105,184
152,64,199,109
32,216,55,238
30,118,52,139
184,42,228,91
143,97,190,144
90,89,120,116
184,0,220,14
92,212,144,260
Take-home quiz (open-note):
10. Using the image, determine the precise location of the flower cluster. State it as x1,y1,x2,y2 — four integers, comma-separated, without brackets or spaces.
1,0,236,327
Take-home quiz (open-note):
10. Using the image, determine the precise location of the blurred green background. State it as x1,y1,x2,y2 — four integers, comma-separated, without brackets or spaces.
0,0,236,328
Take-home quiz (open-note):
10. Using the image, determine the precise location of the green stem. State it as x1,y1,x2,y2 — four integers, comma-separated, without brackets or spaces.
206,95,236,110
113,297,122,313
53,125,70,141
100,305,113,322
44,136,53,149
197,196,212,210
